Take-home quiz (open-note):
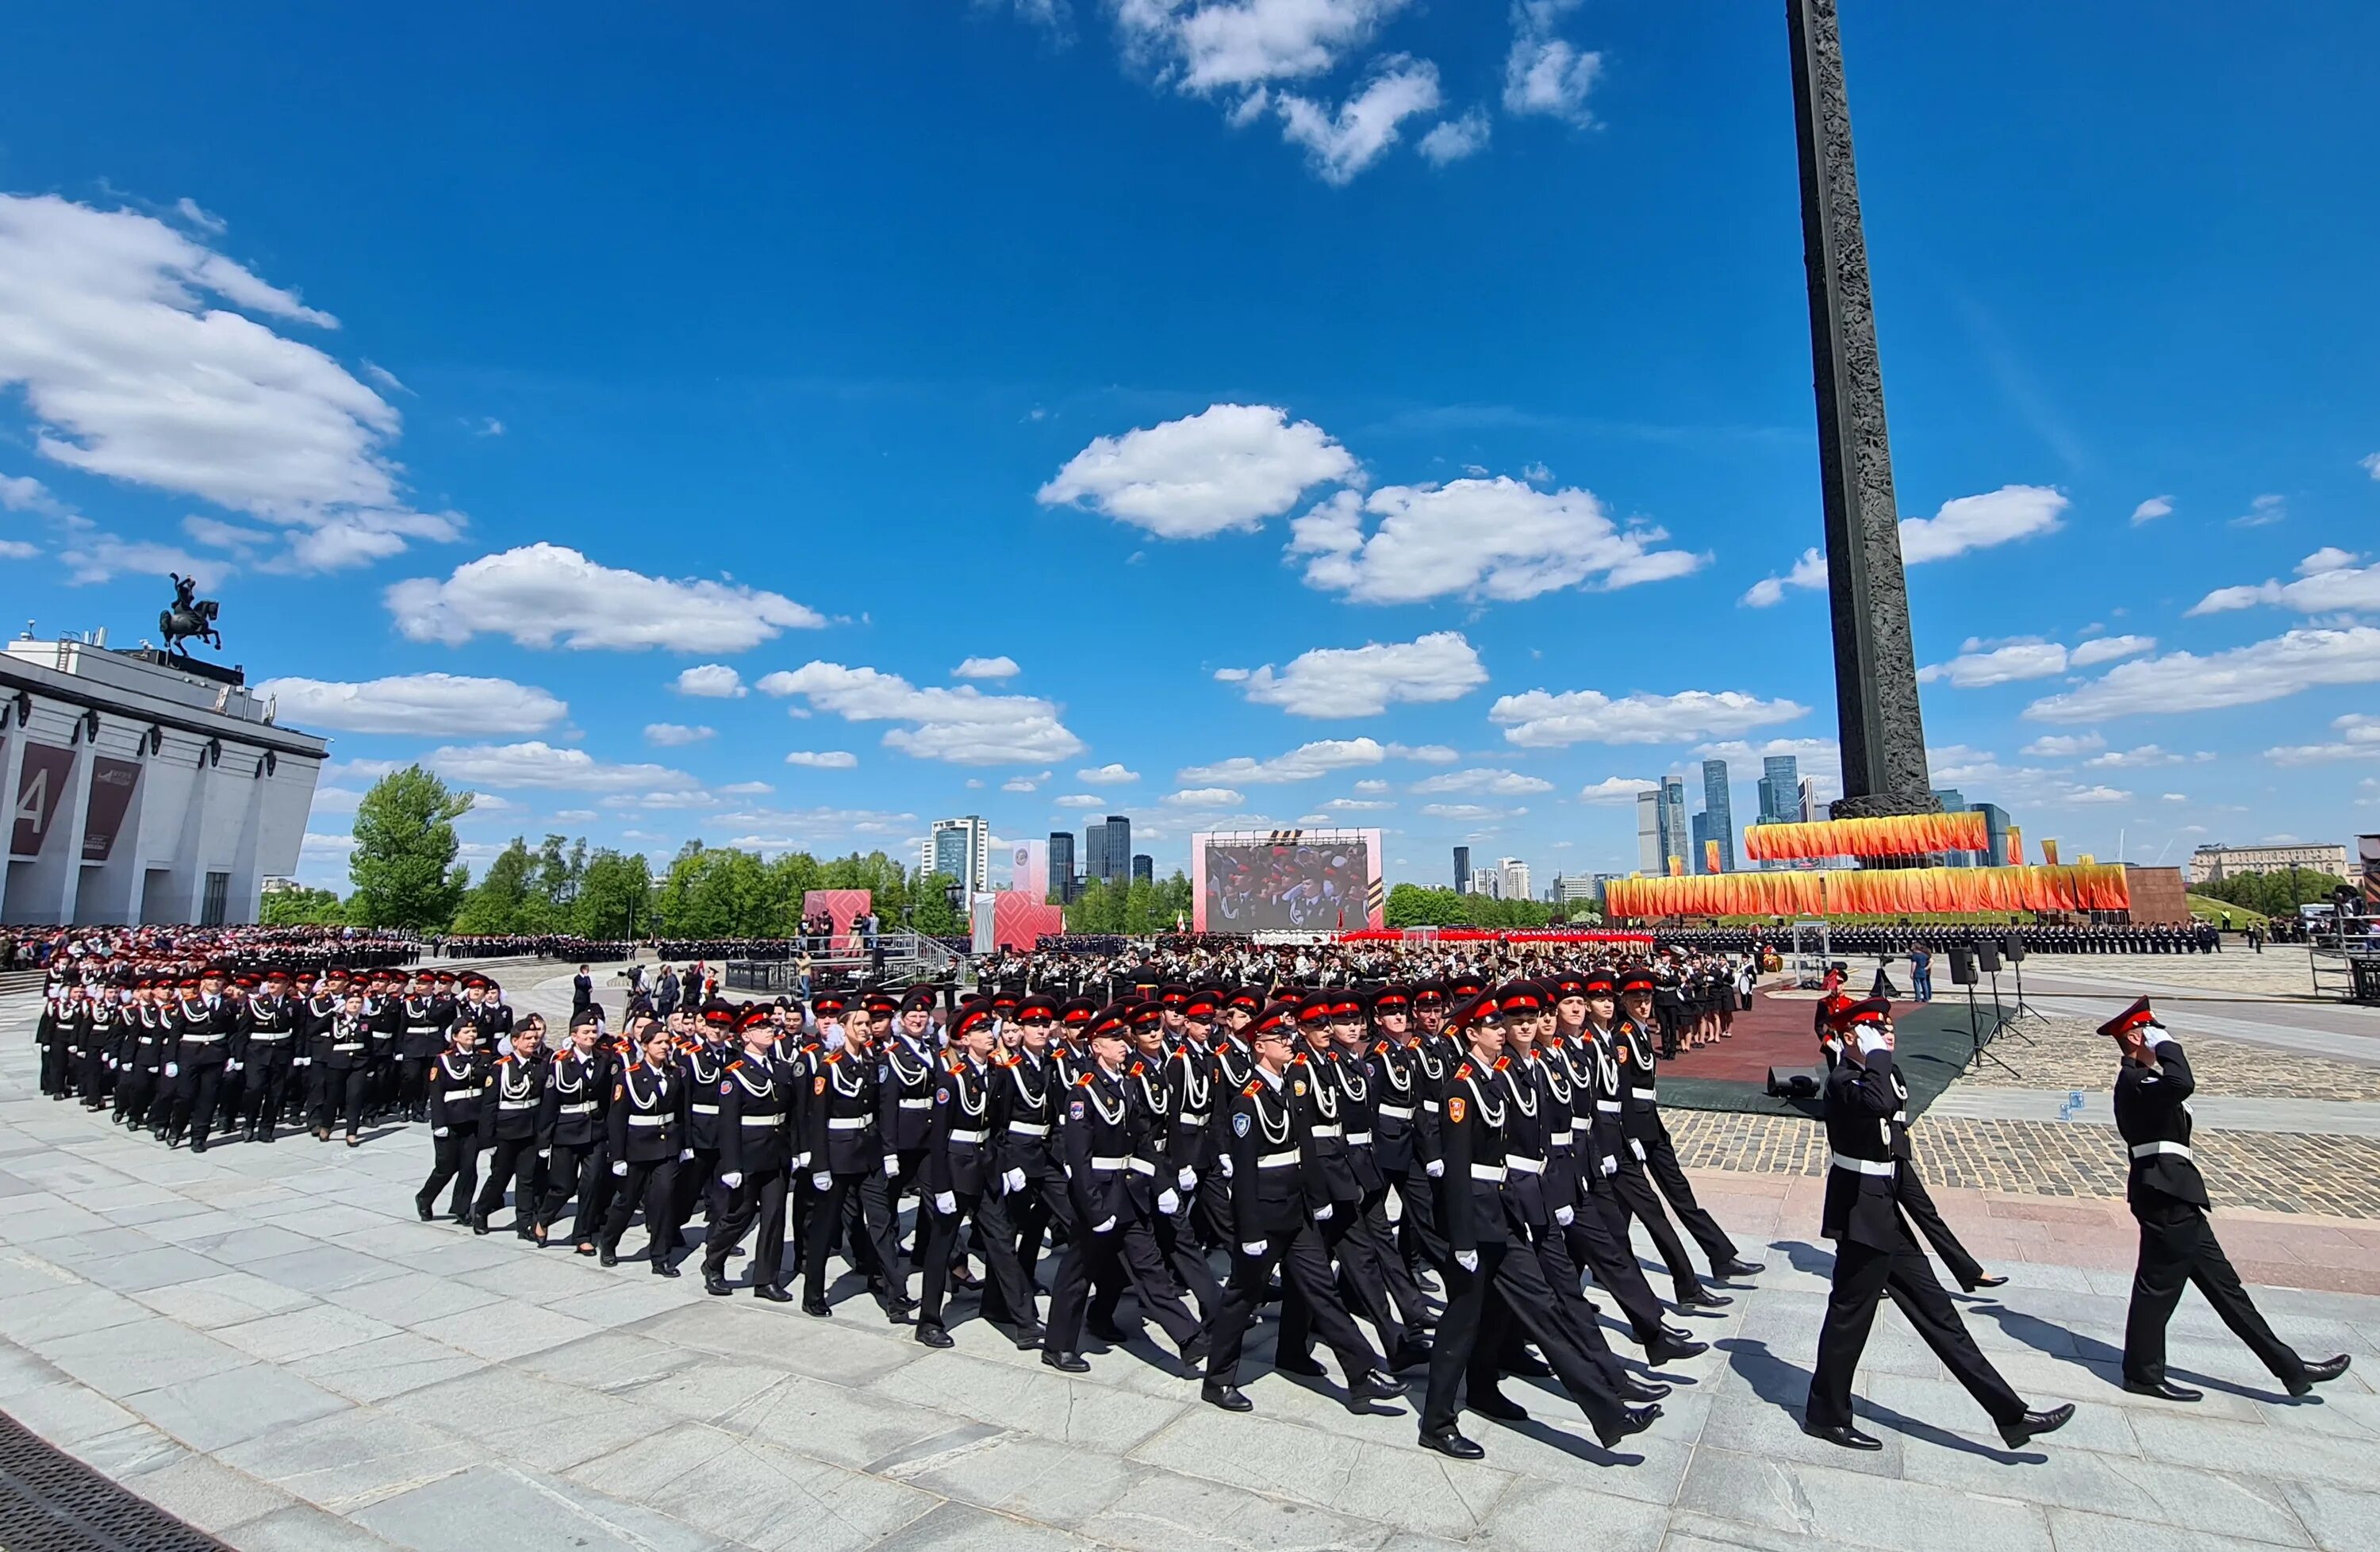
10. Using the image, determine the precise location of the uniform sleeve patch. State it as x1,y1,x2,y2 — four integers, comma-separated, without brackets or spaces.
935,1088,949,1104
720,1080,733,1094
1069,1099,1086,1121
1232,1112,1252,1137
1448,1096,1467,1125
813,1075,827,1095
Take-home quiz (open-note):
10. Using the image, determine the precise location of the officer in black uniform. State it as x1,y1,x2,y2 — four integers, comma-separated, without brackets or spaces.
915,1002,1040,1346
538,1008,614,1253
417,1020,489,1222
879,985,942,1287
240,970,301,1142
394,970,448,1124
705,1007,800,1300
996,993,1071,1297
601,1020,689,1274
1615,970,1763,1290
673,1004,738,1255
1804,998,2070,1451
165,963,248,1152
2105,997,2350,1400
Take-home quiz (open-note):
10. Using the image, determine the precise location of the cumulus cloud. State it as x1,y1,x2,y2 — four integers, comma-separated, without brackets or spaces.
255,673,567,736
1503,0,1602,125
2070,634,2157,667
1038,403,1357,539
1741,547,1828,608
1219,631,1486,717
1577,776,1657,804
1743,486,2067,604
2189,548,2380,617
783,750,860,769
1417,109,1491,166
1053,793,1106,809
2025,626,2380,722
1077,763,1140,783
1178,737,1397,784
389,544,822,652
674,663,748,698
2021,732,2106,757
0,192,462,572
2231,494,2287,528
1276,56,1442,185
1917,638,2071,688
758,662,1084,766
2130,495,2173,524
1692,736,1840,764
1489,687,1808,747
1288,477,1702,605
2082,746,2202,769
643,723,714,747
953,655,1021,680
1166,786,1246,806
2363,453,2380,481
2265,713,2380,765
1412,767,1553,796
426,741,697,793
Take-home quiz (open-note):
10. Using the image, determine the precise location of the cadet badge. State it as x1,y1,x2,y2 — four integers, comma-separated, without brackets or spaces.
1447,1096,1467,1124
612,1083,624,1101
1069,1099,1086,1121
814,1075,827,1095
1232,1112,1252,1138
720,1081,732,1095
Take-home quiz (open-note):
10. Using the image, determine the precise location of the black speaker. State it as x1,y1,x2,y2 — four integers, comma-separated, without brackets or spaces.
1948,947,1978,985
1765,1066,1824,1099
2002,933,2026,963
1977,939,2002,974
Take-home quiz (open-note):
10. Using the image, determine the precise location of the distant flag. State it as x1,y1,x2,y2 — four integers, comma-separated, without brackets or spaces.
2008,825,2025,866
2042,839,2060,866
1668,855,1686,877
1704,839,1722,874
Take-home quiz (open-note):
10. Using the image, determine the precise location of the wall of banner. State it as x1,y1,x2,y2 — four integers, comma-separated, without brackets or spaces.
1603,862,2132,920
1742,810,1990,862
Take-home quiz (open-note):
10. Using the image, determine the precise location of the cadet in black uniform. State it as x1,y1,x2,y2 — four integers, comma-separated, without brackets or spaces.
1615,971,1762,1290
538,1008,613,1254
1803,998,2070,1451
880,986,942,1288
473,1013,549,1239
704,1007,800,1299
601,1020,689,1274
240,970,301,1142
2104,998,2350,1400
673,1005,738,1256
165,964,249,1152
800,996,906,1319
915,1003,1041,1346
393,970,448,1124
417,1020,489,1222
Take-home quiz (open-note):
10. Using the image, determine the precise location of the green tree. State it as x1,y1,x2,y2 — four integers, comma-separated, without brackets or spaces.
260,885,345,926
654,846,775,937
912,871,965,936
575,849,653,939
347,766,471,928
451,837,540,934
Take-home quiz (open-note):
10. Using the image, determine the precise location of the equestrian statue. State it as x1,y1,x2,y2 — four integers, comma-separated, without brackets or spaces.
159,574,222,656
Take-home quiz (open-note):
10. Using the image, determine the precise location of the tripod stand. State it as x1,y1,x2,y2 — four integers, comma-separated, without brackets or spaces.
2004,953,2050,1034
1964,979,2025,1080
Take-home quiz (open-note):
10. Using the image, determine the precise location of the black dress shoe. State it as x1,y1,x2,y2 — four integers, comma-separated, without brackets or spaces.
1011,1323,1047,1351
1676,1286,1731,1309
2122,1378,2202,1402
470,1213,490,1236
1802,1419,1883,1451
1621,1377,1672,1404
1418,1427,1484,1460
885,1297,916,1325
754,1284,794,1304
1712,1258,1765,1278
1468,1391,1529,1423
916,1322,954,1349
1088,1320,1130,1345
1177,1331,1209,1367
1648,1335,1707,1365
1998,1403,2075,1449
802,1298,832,1317
598,1248,620,1267
575,1243,598,1257
1593,1404,1660,1449
1042,1349,1090,1374
651,1259,681,1278
1503,1350,1552,1378
1387,1340,1434,1370
1346,1370,1407,1407
415,1197,435,1223
2287,1354,2351,1396
1275,1352,1329,1379
1203,1382,1253,1412
1965,1273,2010,1291
704,1274,734,1297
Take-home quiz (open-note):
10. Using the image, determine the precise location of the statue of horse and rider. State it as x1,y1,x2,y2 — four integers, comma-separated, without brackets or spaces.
159,573,222,655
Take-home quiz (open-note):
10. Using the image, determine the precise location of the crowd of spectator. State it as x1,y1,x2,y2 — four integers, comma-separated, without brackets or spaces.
6,924,421,982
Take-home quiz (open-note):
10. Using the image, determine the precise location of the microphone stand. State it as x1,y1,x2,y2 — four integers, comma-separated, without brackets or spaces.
1964,977,2024,1079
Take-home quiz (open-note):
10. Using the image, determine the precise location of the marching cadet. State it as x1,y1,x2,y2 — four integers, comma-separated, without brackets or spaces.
1129,998,1220,1323
671,1005,738,1255
1879,1015,2004,1296
1327,991,1434,1355
417,1019,489,1223
799,992,907,1320
539,1008,615,1254
472,1012,550,1239
297,970,344,1132
1365,985,1445,1284
80,979,121,1112
309,987,375,1146
704,1007,800,1300
879,986,942,1287
1039,1004,1207,1375
2104,998,2350,1401
1201,1001,1403,1414
996,993,1072,1297
1804,998,2070,1451
238,970,300,1143
116,979,172,1132
1418,993,1655,1461
1615,969,1764,1291
1606,969,1735,1307
914,1002,1041,1347
601,1019,689,1274
165,963,248,1153
394,970,448,1124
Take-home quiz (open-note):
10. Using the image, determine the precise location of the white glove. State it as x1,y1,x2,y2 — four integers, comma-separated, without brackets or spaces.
225,1061,241,1073
538,1147,551,1158
165,1062,178,1078
434,1127,449,1138
793,1151,811,1170
722,1171,744,1189
1555,1205,1575,1227
294,1056,309,1066
1001,1167,1026,1196
1242,1240,1268,1257
679,1147,694,1162
1313,1203,1333,1223
1424,1158,1444,1178
1218,1154,1234,1178
1455,1249,1479,1273
1092,1216,1117,1234
1602,1155,1618,1176
1157,1189,1180,1215
612,1160,628,1177
883,1154,899,1177
1177,1166,1197,1193
934,1191,957,1215
812,1172,833,1192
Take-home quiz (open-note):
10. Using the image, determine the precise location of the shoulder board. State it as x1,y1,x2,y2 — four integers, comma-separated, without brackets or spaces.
1128,1059,1145,1077
1290,1051,1310,1066
1493,1055,1511,1070
1242,1080,1263,1097
1454,1061,1474,1079
1373,1041,1390,1054
1075,1072,1095,1086
824,1050,844,1063
727,1058,745,1070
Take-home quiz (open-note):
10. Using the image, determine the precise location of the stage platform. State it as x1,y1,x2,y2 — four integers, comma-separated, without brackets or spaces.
1654,985,2010,1119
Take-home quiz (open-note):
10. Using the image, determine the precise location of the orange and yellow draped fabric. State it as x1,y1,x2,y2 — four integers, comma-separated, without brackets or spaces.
1741,811,1990,862
1602,863,2131,920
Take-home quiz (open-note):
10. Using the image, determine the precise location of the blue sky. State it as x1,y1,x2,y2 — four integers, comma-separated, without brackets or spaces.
3,0,2376,893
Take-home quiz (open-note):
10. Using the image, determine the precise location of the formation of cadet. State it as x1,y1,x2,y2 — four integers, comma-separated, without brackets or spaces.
34,962,515,1152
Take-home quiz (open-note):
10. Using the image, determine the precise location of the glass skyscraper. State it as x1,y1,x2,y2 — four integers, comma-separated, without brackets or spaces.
1700,758,1736,871
1660,777,1688,870
1757,755,1801,824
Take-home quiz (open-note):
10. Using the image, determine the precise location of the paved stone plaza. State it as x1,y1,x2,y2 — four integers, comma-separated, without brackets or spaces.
6,978,2380,1552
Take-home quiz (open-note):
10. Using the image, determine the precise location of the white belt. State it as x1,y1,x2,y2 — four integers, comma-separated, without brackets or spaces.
1257,1151,1299,1170
248,1032,290,1042
1127,1158,1156,1176
827,1116,868,1131
690,1103,720,1115
498,1099,537,1111
1088,1154,1128,1172
186,1034,225,1043
1310,1124,1342,1139
1376,1104,1413,1120
1469,1162,1506,1182
1829,1152,1894,1176
1596,1100,1622,1112
1346,1131,1371,1146
947,1128,987,1145
1630,1086,1658,1101
899,1097,931,1110
1892,1111,1908,1124
1180,1112,1208,1125
442,1089,478,1102
559,1101,594,1115
332,1043,363,1054
1422,1100,1440,1112
1549,1130,1573,1147
1506,1155,1545,1175
741,1112,784,1126
2131,1140,2193,1161
628,1115,666,1128
1009,1121,1050,1138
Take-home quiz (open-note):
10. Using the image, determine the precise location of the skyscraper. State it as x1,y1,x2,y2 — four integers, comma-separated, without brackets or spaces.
1083,815,1132,886
1131,853,1153,885
1047,831,1076,904
1453,845,1472,893
1499,857,1530,900
924,815,990,893
1691,809,1710,869
1758,755,1801,824
1700,759,1736,871
1798,776,1821,822
1472,867,1501,899
1660,777,1688,870
1636,790,1661,872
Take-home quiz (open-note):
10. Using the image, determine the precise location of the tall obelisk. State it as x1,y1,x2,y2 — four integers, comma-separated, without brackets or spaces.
1787,0,1938,820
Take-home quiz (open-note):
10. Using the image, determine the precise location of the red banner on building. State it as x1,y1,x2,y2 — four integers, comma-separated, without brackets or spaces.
10,743,75,858
80,756,142,862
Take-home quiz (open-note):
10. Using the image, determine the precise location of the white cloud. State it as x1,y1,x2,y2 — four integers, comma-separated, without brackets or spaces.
1053,793,1105,809
57,532,218,587
389,544,822,651
2161,793,2187,803
1740,547,1828,608
716,781,774,797
1276,56,1442,185
2190,549,2380,617
1000,770,1053,793
1692,735,1839,763
1323,797,1393,811
2063,785,2133,805
306,786,361,814
1352,778,1390,793
1418,802,1510,822
1418,109,1491,166
643,722,714,747
710,804,919,851
255,673,567,736
1917,638,2070,688
0,193,462,572
2070,634,2156,667
2020,732,2106,758
1577,776,1656,805
2265,713,2380,765
1220,630,1485,717
2362,453,2380,481
1167,786,1246,805
324,758,398,782
758,661,1084,766
674,663,748,698
954,655,1020,680
1489,686,1808,747
2231,494,2287,528
426,741,696,793
1288,476,1702,605
1895,484,2067,564
1117,0,1410,94
1503,0,1602,125
171,197,228,236
2130,495,2174,524
1038,403,1357,540
2025,626,2380,721
1411,767,1553,796
1077,763,1140,783
783,750,860,769
1179,737,1392,784
2082,746,2197,769
1397,743,1459,763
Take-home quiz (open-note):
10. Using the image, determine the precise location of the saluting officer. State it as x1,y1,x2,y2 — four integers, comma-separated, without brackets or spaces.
704,1007,800,1300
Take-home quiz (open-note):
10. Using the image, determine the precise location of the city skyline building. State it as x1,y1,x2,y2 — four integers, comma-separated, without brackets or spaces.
1757,755,1801,825
1660,777,1688,871
1453,844,1471,893
1046,830,1076,904
925,814,991,893
1472,866,1501,899
1499,856,1530,900
1130,853,1153,885
1084,814,1133,886
1635,790,1661,873
1700,758,1737,871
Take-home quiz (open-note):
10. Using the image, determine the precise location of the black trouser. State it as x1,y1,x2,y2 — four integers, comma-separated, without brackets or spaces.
801,1170,901,1305
1207,1223,1378,1388
1394,1166,1447,1270
397,1055,433,1118
170,1062,229,1144
1152,1197,1223,1324
314,1067,369,1135
38,1037,67,1097
1522,1221,1630,1389
1610,1154,1703,1297
602,1158,680,1262
1011,1158,1077,1292
475,1134,547,1228
1634,1120,1739,1269
1806,1220,2025,1431
884,1145,927,1258
919,1185,1038,1330
1280,1197,1410,1364
116,1068,158,1128
420,1131,483,1218
704,1169,791,1288
242,1049,292,1136
79,1044,110,1107
672,1144,722,1242
1563,1189,1671,1349
1420,1238,1626,1437
1043,1200,1202,1355
539,1141,605,1239
1894,1165,1985,1290
2123,1197,2305,1388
